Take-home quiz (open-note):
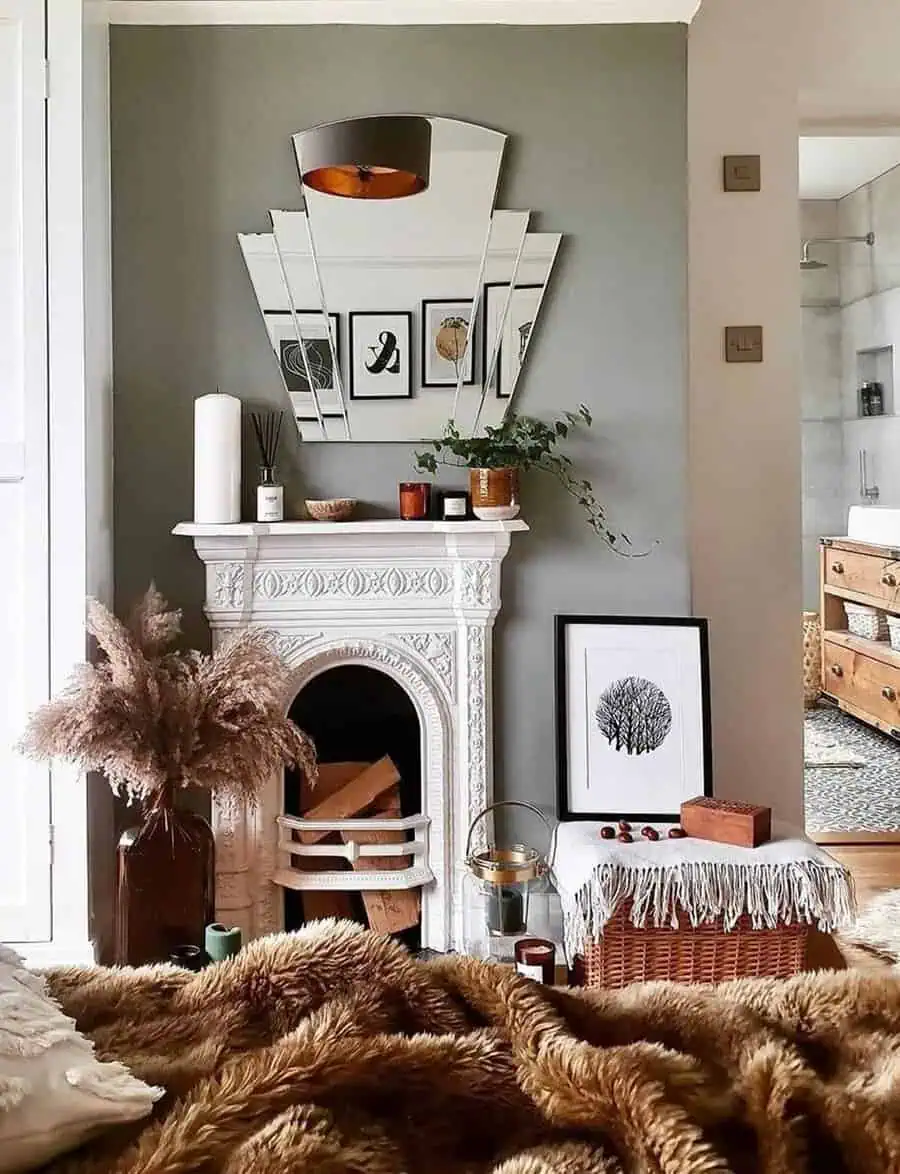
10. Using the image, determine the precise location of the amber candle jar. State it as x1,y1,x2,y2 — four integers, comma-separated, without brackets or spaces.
514,937,556,984
399,481,430,520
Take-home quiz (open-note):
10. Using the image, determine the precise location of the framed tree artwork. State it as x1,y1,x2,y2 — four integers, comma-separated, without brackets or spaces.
555,616,712,822
348,311,413,400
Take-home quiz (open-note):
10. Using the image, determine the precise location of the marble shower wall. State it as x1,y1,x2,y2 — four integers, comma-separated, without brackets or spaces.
800,199,842,609
837,165,900,522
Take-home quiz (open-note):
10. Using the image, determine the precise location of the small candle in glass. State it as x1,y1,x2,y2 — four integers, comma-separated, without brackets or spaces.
399,481,430,520
514,937,556,984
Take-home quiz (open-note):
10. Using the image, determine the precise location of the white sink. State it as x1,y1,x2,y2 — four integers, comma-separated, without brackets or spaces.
847,505,900,546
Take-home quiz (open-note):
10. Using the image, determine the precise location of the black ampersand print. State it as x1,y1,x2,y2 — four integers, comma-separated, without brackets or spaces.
366,330,401,376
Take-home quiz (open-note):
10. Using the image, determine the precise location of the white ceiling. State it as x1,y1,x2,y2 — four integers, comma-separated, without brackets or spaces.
799,136,900,199
107,0,703,24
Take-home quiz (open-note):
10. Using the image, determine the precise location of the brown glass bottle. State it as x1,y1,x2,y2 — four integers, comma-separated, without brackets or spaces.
115,795,214,966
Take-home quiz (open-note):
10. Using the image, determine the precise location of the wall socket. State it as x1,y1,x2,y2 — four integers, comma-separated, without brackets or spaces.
723,155,761,192
725,325,763,363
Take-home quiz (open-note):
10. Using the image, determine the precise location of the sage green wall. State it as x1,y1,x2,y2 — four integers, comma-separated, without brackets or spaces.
110,25,688,820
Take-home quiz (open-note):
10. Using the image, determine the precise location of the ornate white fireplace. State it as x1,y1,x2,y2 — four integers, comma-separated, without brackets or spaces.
175,519,526,950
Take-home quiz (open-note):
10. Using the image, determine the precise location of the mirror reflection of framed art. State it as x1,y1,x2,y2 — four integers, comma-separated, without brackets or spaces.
421,299,476,388
348,312,412,401
263,310,342,421
483,283,544,399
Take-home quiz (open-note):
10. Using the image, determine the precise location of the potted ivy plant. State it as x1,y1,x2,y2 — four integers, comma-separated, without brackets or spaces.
415,405,638,554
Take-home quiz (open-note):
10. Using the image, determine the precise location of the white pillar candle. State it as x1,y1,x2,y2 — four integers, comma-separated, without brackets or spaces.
194,394,241,523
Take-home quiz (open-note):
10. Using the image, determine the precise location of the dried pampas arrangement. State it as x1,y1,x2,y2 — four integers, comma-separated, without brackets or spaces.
20,585,316,807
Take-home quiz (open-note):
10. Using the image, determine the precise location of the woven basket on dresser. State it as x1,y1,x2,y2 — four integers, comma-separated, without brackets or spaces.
572,898,809,989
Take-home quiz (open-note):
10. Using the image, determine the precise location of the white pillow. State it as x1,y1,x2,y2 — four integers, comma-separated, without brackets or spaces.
0,945,162,1172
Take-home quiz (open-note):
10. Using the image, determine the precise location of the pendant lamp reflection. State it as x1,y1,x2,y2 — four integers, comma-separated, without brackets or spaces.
296,115,431,200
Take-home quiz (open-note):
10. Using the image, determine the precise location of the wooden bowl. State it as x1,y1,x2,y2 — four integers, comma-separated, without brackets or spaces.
304,498,357,522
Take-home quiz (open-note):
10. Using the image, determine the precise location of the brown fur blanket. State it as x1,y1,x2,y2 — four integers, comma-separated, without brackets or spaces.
41,919,900,1174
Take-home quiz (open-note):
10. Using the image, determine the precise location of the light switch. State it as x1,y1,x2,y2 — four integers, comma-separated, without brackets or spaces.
725,325,763,363
723,155,761,192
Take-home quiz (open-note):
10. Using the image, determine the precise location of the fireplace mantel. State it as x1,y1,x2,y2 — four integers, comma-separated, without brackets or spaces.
175,517,527,950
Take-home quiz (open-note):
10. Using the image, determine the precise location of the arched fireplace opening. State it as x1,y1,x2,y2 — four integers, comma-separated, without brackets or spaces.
284,665,422,948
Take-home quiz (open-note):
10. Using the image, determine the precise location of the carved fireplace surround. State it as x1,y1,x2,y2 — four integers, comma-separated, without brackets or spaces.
175,519,526,950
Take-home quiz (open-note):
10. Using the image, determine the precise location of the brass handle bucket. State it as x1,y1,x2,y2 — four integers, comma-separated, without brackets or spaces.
465,800,556,886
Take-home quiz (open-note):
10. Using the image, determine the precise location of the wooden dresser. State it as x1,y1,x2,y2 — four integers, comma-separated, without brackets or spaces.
820,537,900,738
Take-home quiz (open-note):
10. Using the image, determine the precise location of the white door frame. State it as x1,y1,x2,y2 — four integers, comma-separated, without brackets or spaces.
0,0,52,946
17,0,113,967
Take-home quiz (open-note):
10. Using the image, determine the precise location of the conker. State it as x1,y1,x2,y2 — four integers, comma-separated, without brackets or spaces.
641,826,660,842
617,832,633,844
618,820,632,832
668,826,687,839
600,825,616,840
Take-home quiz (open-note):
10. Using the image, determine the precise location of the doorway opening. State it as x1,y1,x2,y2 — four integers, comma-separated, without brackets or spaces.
799,134,900,891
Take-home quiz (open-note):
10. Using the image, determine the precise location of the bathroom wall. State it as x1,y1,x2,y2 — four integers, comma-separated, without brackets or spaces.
837,164,900,518
800,199,842,609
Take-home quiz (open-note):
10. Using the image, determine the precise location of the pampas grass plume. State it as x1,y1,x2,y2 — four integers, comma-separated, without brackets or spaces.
19,586,316,805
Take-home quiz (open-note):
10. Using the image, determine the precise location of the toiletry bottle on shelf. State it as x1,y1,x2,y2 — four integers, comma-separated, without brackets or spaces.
257,466,284,522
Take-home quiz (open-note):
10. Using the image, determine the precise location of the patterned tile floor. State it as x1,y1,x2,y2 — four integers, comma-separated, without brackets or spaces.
805,705,900,833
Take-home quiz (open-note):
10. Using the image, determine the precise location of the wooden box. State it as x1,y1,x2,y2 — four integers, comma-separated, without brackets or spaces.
680,797,771,848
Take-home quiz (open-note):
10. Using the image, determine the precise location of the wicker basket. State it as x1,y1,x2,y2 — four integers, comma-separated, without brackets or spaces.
844,601,889,641
572,899,809,988
802,611,821,708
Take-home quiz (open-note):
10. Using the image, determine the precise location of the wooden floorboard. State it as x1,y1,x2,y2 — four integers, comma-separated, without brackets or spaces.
807,837,900,974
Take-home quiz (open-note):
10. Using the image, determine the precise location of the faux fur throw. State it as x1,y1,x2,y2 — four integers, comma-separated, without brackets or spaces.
39,920,900,1174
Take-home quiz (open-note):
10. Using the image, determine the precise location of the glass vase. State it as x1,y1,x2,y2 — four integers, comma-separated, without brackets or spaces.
115,796,215,966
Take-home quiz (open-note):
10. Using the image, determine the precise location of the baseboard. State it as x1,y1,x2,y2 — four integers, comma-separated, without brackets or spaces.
11,939,97,969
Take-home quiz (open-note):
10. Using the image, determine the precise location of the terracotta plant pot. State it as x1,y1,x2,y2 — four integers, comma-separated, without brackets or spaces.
469,467,520,521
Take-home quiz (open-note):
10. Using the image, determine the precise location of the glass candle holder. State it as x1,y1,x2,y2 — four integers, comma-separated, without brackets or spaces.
514,937,556,984
440,489,469,521
399,481,430,520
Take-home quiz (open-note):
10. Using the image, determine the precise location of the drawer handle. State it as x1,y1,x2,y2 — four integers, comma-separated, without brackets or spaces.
882,572,897,587
883,686,897,702
830,664,844,678
831,561,845,574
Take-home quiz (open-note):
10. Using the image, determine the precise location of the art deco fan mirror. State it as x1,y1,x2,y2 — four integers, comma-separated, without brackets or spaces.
239,115,560,442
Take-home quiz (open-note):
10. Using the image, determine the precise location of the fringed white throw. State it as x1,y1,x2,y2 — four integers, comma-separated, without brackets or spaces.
553,821,856,961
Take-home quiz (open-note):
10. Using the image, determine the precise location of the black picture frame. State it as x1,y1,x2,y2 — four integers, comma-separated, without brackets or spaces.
555,615,713,822
482,282,544,400
262,309,341,396
348,311,413,401
420,298,477,388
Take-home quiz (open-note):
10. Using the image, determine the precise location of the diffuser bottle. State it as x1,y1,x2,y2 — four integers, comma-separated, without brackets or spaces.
250,410,285,523
257,466,284,522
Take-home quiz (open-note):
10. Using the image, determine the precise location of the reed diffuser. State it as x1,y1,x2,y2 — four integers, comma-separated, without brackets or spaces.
251,410,284,522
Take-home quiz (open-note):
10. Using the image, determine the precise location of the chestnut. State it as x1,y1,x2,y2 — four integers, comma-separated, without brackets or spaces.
599,825,616,840
617,831,633,844
668,826,687,839
641,826,660,842
618,820,632,832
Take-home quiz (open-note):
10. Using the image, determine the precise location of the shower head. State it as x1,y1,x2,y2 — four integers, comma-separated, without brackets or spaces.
801,232,874,271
